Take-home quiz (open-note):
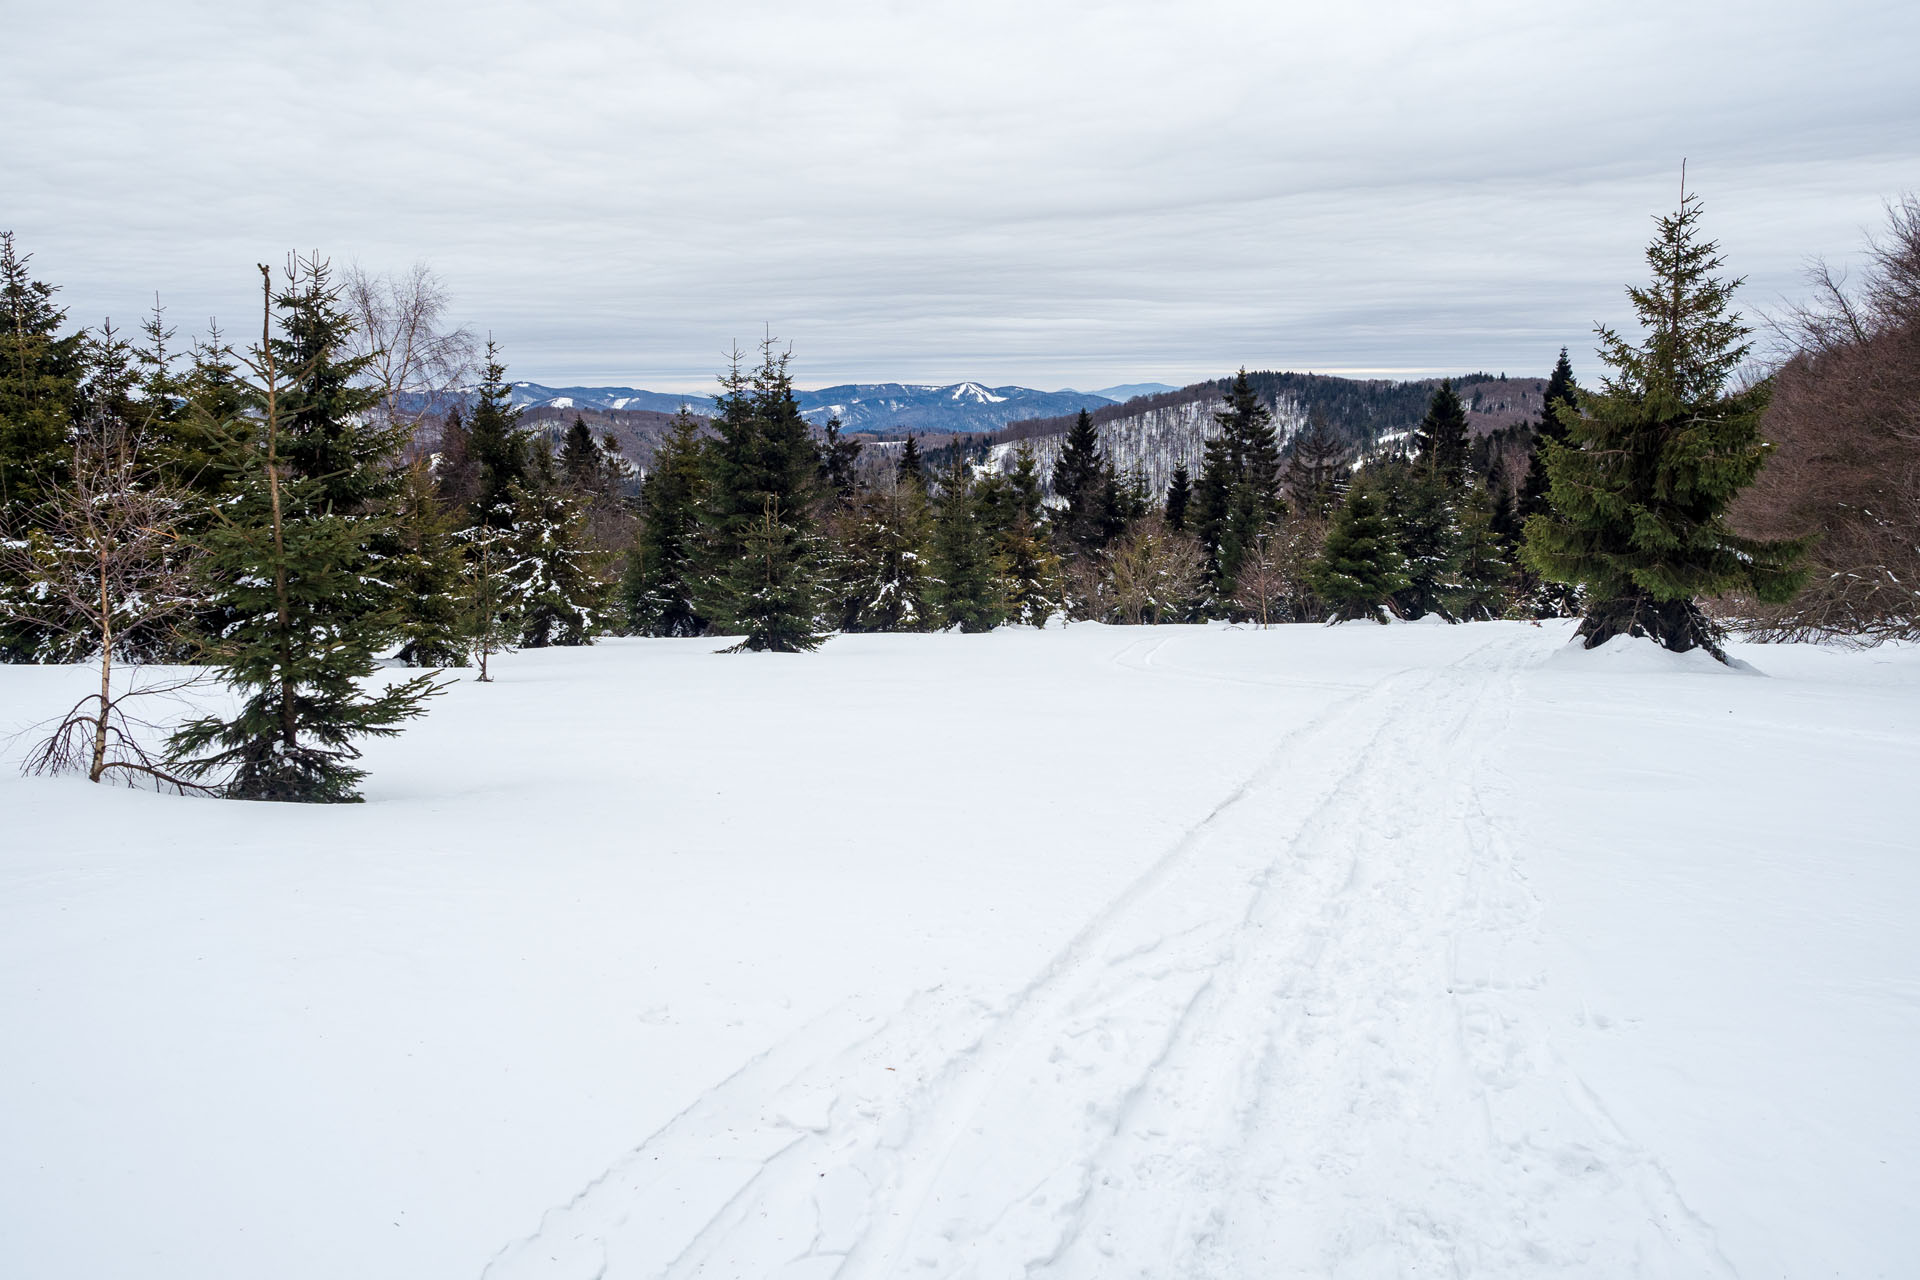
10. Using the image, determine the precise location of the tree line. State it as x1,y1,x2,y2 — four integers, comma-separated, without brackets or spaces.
6,186,1914,801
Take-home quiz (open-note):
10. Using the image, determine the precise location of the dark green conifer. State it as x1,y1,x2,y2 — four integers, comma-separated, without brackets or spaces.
1379,459,1459,620
834,474,935,632
506,485,604,647
1412,380,1471,487
0,232,85,534
389,458,468,666
1195,369,1284,606
1312,481,1408,623
929,455,1009,632
897,433,925,488
695,342,826,652
1523,191,1807,658
1164,464,1192,531
559,415,600,490
624,408,708,637
169,260,439,802
466,342,530,528
1051,409,1116,555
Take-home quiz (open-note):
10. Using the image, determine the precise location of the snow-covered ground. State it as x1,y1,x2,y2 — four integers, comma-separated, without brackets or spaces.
2,622,1915,1278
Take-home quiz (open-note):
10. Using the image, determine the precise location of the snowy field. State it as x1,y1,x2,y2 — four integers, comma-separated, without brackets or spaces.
2,621,1916,1279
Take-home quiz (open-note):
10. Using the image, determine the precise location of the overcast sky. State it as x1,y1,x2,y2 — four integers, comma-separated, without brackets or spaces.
7,0,1917,393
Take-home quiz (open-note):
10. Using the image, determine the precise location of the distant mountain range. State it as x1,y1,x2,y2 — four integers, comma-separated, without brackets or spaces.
475,380,1142,436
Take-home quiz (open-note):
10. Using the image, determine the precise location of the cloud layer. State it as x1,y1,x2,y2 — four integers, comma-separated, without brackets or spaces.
8,0,1917,390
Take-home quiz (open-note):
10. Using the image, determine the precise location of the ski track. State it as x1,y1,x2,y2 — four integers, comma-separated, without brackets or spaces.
484,629,1731,1280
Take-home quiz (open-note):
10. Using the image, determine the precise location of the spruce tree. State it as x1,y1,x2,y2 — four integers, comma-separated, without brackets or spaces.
897,433,925,488
466,342,530,528
1380,458,1459,620
929,455,1009,632
834,475,935,632
1194,369,1283,607
1523,190,1806,658
695,342,826,652
818,415,862,504
1517,348,1578,524
1312,481,1408,623
1164,463,1192,531
169,261,439,802
506,484,604,647
434,404,480,509
1282,413,1349,519
559,415,600,490
1447,487,1512,621
623,408,708,636
982,444,1062,626
389,458,469,666
1051,408,1115,555
0,232,84,535
1412,380,1471,487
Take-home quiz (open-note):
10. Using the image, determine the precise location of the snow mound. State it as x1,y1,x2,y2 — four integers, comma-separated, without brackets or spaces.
1548,632,1761,675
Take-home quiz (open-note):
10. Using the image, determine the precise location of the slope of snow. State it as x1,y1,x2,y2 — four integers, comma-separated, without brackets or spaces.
2,624,1916,1279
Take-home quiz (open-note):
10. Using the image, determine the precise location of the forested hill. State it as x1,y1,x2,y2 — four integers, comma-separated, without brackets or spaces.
979,372,1547,500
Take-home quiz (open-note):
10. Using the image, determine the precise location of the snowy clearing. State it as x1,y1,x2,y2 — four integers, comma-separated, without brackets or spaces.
2,622,1916,1278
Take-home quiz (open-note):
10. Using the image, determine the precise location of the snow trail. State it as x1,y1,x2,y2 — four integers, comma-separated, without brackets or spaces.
484,628,1728,1278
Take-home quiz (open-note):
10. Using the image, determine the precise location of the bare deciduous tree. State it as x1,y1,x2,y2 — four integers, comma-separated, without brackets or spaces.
1732,196,1920,643
1,432,207,788
344,263,476,453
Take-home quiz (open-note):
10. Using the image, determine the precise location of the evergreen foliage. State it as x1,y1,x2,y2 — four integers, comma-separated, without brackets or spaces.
1379,460,1459,621
0,232,84,534
506,485,604,647
833,476,935,632
1411,380,1471,487
389,458,468,665
1522,191,1807,658
695,342,826,652
467,342,530,528
1164,464,1191,531
169,261,439,803
1193,369,1284,607
929,455,1009,632
1051,408,1118,555
1312,481,1409,623
978,444,1061,626
1448,487,1512,621
897,434,925,488
623,408,708,637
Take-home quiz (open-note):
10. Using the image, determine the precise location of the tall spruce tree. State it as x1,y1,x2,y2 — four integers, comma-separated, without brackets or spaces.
1379,458,1459,620
1190,369,1284,609
929,454,1009,632
981,444,1062,626
1051,408,1116,555
623,407,708,636
466,341,530,528
1412,380,1471,487
897,433,926,488
169,260,438,802
695,342,826,652
1164,464,1192,531
1312,480,1408,623
0,232,85,535
1523,190,1806,658
1517,348,1578,524
833,474,935,632
389,458,468,665
506,484,604,647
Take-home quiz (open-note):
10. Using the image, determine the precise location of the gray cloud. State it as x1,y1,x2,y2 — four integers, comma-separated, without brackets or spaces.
7,0,1917,391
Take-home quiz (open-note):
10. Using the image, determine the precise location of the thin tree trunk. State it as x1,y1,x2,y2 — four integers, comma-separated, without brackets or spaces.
90,538,111,782
259,265,298,749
